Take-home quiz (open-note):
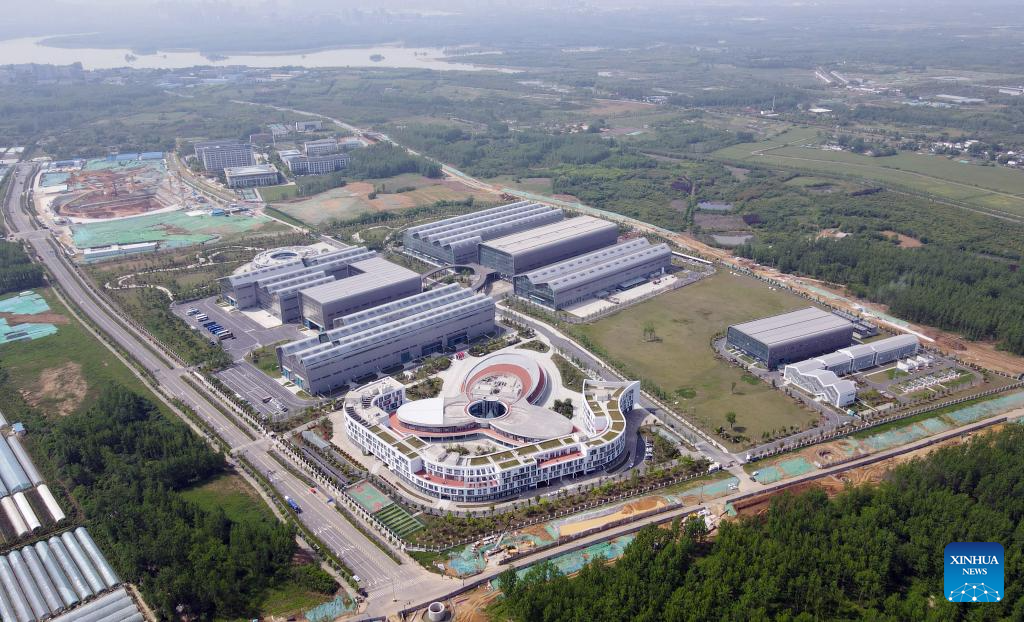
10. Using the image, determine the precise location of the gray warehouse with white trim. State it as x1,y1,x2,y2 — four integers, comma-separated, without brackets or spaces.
477,215,619,277
726,307,855,369
278,284,495,394
513,238,671,309
402,201,564,265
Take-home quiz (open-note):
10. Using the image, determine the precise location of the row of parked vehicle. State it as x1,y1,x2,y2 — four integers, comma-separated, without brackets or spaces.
186,307,234,340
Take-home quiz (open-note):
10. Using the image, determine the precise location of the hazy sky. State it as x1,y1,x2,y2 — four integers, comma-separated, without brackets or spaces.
3,0,1021,56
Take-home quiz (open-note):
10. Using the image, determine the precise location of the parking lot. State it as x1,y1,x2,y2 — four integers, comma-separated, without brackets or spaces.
172,296,304,359
172,296,315,420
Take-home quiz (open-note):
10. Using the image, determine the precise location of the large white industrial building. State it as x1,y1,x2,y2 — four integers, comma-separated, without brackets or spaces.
219,246,420,326
402,201,564,265
513,238,671,309
477,215,619,277
727,307,855,369
278,285,496,394
783,334,920,407
298,256,422,331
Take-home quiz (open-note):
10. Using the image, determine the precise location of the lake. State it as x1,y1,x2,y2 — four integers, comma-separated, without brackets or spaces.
0,37,515,72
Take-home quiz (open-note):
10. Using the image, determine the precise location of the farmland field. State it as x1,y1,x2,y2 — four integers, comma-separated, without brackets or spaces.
713,128,1024,217
574,270,820,449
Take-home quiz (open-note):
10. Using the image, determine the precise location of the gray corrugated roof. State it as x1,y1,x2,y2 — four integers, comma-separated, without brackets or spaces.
405,201,535,239
870,334,918,354
295,295,494,366
731,307,853,348
480,216,616,256
839,343,876,358
521,238,669,292
816,351,853,367
299,257,419,305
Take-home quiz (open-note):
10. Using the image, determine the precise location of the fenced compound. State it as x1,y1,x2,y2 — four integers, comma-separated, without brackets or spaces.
347,481,392,514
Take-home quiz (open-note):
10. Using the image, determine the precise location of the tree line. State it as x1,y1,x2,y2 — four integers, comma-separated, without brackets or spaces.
0,240,46,296
737,235,1024,355
495,425,1024,621
385,123,614,178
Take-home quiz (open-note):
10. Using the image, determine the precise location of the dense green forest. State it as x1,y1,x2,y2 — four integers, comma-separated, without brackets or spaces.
832,101,1024,143
3,376,299,619
347,142,442,179
496,425,1024,621
738,236,1024,354
385,123,615,178
0,240,46,295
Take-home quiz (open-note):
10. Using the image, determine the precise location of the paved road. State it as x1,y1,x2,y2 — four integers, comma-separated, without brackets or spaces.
2,162,443,605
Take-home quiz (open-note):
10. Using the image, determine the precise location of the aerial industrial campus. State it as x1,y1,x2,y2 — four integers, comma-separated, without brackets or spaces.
5,134,1021,620
5,5,1024,619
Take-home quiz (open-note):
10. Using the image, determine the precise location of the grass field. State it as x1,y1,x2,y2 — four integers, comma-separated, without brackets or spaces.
713,127,1024,217
258,184,301,203
181,472,277,524
0,287,154,416
575,271,819,449
247,341,288,378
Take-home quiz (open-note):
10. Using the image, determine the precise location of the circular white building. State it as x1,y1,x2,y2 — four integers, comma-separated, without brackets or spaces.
342,352,639,502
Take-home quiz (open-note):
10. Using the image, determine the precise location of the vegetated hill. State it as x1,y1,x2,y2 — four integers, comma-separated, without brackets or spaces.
495,425,1024,621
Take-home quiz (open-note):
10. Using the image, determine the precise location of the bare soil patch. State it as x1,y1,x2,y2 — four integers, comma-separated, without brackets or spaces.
23,361,88,416
733,433,973,519
881,230,924,248
694,213,750,232
0,311,69,326
816,228,850,240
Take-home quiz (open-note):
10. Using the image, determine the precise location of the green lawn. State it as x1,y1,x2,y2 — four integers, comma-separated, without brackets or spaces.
181,472,277,524
259,184,300,203
246,341,289,378
574,271,819,449
0,287,155,416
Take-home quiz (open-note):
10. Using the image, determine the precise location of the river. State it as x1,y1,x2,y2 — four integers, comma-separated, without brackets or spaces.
0,37,516,72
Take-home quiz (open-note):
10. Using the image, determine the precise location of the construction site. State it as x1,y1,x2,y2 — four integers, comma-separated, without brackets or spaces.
44,157,176,221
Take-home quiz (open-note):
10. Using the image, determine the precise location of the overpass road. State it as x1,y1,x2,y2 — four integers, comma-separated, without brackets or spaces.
2,163,444,607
